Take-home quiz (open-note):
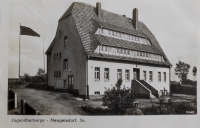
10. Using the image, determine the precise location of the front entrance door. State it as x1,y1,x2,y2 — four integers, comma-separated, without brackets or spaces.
68,75,73,92
133,68,140,80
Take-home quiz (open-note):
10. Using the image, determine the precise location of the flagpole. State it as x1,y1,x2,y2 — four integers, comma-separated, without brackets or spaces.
19,23,21,85
43,37,45,74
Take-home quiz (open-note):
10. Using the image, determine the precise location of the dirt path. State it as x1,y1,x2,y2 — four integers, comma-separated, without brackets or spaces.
10,87,102,115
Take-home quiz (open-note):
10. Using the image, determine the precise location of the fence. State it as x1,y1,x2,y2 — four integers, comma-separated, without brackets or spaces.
8,89,17,109
20,99,40,115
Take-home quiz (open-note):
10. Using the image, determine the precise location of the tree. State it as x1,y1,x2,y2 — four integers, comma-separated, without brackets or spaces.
174,61,190,82
36,68,45,76
34,68,46,83
102,78,134,114
24,73,31,82
192,66,197,81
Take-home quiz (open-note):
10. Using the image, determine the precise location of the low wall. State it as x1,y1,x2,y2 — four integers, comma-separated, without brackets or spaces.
21,99,40,115
8,89,17,110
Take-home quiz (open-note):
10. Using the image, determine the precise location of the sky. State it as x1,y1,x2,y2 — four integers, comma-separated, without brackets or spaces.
8,0,199,81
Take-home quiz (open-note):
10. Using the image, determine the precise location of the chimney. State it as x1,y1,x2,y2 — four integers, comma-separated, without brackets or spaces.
96,2,101,18
132,8,138,30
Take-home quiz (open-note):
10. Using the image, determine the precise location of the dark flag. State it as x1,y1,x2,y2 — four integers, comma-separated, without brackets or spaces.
20,26,40,37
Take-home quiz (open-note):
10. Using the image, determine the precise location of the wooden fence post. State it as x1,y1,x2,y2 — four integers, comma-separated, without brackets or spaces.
36,111,39,115
20,99,23,114
14,93,17,108
23,100,26,114
87,85,89,99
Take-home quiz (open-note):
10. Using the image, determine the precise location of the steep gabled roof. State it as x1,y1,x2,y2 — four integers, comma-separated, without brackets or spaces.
46,2,171,66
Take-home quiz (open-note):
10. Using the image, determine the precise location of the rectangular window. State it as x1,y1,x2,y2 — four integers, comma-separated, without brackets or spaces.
158,72,161,82
105,46,107,51
101,46,104,51
108,30,110,35
59,52,61,60
59,71,61,78
164,72,166,82
127,50,130,55
140,52,142,57
125,70,130,81
104,68,109,80
149,71,153,82
120,49,123,54
64,36,67,47
143,71,146,81
143,53,146,57
95,67,100,80
64,80,67,87
117,49,119,53
117,69,122,79
63,59,68,70
101,29,103,33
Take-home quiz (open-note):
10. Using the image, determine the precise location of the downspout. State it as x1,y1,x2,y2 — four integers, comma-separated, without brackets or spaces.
86,55,90,99
169,66,171,95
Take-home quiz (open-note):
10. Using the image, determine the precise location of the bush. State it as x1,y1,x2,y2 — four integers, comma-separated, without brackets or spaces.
141,103,197,115
32,76,45,83
182,79,197,86
170,83,196,95
102,79,134,114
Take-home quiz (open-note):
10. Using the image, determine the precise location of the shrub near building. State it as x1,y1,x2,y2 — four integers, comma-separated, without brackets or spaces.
102,79,134,114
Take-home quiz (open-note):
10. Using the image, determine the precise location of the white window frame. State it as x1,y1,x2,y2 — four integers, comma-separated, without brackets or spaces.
163,72,166,82
149,71,153,82
117,69,122,79
158,72,161,82
143,71,146,81
95,67,100,81
63,59,68,71
104,68,109,81
125,70,130,81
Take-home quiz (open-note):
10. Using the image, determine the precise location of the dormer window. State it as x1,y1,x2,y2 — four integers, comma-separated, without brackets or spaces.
120,49,123,54
117,49,119,53
101,46,103,51
140,52,142,57
137,52,139,56
127,50,130,55
105,46,107,51
101,29,103,33
143,53,146,57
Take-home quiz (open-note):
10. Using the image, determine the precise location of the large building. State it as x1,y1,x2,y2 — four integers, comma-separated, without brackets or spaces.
45,2,172,99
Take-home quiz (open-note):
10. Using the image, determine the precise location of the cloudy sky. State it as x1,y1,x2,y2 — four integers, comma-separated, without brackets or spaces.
8,0,198,81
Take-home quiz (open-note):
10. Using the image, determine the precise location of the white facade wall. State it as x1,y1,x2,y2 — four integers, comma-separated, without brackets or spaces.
88,60,170,95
